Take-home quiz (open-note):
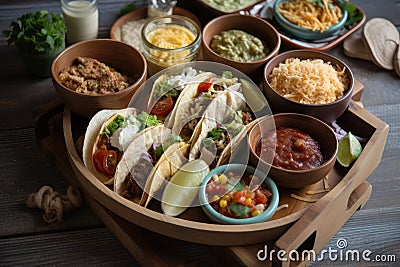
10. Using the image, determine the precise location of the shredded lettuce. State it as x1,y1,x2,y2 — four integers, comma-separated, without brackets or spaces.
102,115,126,136
153,134,183,157
224,111,244,136
136,111,161,131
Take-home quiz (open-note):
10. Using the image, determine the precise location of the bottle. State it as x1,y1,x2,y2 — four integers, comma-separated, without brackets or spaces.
61,0,98,44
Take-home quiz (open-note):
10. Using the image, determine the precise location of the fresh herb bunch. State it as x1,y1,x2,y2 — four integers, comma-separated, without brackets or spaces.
3,10,66,55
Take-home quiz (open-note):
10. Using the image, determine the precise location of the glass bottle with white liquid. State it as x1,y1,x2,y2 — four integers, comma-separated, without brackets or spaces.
61,0,98,44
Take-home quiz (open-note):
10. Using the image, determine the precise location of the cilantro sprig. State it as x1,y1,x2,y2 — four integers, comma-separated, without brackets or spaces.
3,10,66,55
228,202,251,219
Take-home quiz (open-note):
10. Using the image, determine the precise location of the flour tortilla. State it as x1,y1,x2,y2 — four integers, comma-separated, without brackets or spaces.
189,90,251,167
163,72,217,137
83,108,139,184
140,142,191,208
113,125,173,203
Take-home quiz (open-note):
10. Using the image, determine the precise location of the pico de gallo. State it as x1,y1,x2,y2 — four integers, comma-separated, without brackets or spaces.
205,172,272,219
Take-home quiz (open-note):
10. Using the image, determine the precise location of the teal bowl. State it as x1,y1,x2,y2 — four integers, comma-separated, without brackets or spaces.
198,164,279,225
273,0,348,40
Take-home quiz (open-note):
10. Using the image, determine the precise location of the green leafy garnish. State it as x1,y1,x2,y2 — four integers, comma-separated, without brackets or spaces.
227,202,251,219
136,111,161,131
309,0,334,9
103,115,126,136
153,77,180,99
221,71,233,79
202,128,227,148
339,1,364,27
3,10,66,55
224,111,244,136
153,134,183,158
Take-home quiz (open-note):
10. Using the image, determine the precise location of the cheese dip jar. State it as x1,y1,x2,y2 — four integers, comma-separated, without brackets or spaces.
141,15,201,75
61,0,98,44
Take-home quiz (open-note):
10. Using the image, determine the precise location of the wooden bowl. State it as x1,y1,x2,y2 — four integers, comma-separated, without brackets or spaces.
202,14,280,82
51,39,147,118
263,50,354,124
248,113,338,188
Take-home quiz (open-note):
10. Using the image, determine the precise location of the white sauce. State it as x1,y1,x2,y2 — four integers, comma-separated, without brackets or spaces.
110,115,141,151
62,0,99,44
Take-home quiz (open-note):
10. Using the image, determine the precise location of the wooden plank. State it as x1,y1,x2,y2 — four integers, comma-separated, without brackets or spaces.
0,127,103,237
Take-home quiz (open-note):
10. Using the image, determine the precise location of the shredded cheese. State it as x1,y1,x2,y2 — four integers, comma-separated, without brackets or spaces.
268,57,348,104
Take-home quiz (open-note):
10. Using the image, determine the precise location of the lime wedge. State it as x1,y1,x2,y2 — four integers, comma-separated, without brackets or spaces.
337,132,363,167
161,159,209,216
240,78,268,113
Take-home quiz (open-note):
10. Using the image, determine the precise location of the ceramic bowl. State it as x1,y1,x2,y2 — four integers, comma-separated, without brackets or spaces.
202,14,280,82
263,49,354,124
248,113,338,188
198,164,279,224
273,0,348,40
51,39,147,118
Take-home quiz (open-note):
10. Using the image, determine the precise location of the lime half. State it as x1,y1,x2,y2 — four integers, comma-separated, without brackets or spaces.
161,159,209,217
337,132,363,167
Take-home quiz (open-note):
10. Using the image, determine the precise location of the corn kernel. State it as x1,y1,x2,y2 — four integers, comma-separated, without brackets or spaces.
244,197,252,206
212,174,219,182
252,210,261,217
228,172,234,177
222,195,231,201
218,174,228,184
219,199,228,208
255,204,265,212
212,195,220,202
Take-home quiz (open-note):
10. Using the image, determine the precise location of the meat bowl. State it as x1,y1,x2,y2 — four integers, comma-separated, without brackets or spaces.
248,113,338,188
263,50,354,124
51,39,147,118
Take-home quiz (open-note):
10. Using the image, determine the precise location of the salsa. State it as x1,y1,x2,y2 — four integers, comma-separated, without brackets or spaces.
211,29,270,62
256,127,324,170
206,172,272,219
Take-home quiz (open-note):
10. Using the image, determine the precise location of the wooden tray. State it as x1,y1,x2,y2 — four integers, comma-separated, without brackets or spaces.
34,81,388,265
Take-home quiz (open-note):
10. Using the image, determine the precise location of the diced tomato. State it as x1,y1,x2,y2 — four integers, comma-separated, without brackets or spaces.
150,96,174,116
197,77,214,96
255,189,267,204
93,149,118,176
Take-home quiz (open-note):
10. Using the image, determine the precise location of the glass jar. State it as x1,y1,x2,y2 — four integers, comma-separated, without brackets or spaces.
61,0,98,44
141,15,201,75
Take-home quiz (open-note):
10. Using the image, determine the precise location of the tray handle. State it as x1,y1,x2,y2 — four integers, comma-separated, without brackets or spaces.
33,99,64,146
272,181,372,267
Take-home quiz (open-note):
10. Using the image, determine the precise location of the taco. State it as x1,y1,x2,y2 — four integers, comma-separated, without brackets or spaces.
141,142,191,208
113,125,185,205
148,67,212,120
83,108,161,184
164,70,242,142
189,90,255,169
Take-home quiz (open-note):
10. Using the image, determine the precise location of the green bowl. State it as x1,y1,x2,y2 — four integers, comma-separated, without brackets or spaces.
273,0,348,40
198,164,279,225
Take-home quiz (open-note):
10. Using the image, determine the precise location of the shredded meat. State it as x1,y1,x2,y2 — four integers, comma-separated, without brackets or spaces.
59,57,135,95
122,158,154,202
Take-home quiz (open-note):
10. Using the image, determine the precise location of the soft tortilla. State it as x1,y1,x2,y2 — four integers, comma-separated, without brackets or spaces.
114,125,172,202
83,107,140,184
189,91,249,166
140,142,191,208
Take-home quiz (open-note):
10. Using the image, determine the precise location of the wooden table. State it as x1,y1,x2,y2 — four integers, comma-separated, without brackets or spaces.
0,0,398,266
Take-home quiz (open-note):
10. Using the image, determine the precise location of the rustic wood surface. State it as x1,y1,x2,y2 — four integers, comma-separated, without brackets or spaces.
0,0,399,266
